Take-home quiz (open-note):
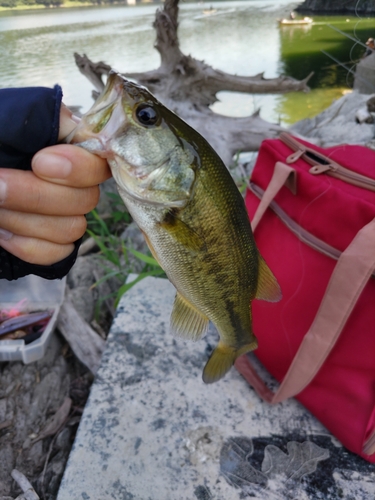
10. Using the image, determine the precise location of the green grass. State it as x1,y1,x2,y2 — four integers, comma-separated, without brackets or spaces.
86,194,165,311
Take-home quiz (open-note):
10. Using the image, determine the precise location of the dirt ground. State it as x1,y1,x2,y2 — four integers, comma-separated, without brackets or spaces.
0,330,94,500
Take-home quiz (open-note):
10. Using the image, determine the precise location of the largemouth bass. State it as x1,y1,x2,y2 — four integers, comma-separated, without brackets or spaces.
70,72,281,383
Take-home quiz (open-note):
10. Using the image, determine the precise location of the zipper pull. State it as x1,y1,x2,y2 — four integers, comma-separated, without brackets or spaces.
286,150,304,163
309,164,337,175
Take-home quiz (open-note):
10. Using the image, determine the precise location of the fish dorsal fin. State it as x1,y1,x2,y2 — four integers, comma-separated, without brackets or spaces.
256,255,282,302
170,292,209,341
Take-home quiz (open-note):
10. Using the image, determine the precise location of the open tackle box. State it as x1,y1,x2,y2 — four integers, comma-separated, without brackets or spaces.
0,275,66,363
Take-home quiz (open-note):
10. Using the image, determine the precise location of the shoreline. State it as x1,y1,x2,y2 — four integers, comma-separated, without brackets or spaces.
0,0,158,13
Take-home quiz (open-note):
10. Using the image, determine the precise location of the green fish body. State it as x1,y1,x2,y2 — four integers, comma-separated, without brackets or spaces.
70,72,281,383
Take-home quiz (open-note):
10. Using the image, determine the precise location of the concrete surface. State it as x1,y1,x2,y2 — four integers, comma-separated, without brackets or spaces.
57,276,375,500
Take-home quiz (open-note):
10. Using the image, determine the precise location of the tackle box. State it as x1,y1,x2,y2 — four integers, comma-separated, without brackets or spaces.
0,275,66,363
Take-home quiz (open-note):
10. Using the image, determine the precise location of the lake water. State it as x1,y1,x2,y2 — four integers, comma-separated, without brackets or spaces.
0,0,374,125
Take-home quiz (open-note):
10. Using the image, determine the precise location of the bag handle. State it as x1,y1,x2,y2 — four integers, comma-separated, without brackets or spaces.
251,161,296,231
237,162,375,405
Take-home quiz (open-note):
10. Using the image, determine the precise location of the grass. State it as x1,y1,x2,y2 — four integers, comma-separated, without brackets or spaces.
86,193,165,311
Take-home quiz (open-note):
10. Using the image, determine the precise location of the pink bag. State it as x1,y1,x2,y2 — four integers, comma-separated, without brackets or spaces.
236,132,375,462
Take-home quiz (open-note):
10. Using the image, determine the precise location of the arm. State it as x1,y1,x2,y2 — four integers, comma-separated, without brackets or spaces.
0,86,111,280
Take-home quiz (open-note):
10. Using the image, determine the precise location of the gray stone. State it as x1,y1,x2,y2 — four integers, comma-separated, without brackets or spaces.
65,255,99,323
57,276,375,500
290,90,375,147
354,52,375,95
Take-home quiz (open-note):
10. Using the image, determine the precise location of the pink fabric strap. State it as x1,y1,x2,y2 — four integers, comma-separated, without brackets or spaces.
251,161,296,231
272,216,375,402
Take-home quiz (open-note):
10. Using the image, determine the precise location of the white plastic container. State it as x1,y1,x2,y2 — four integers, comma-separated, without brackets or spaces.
0,275,66,363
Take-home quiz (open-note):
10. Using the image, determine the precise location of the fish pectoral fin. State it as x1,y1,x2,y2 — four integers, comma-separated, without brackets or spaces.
170,292,209,341
255,255,282,303
160,210,206,252
202,340,258,384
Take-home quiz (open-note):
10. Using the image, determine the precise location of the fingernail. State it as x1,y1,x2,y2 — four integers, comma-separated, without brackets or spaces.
0,228,12,241
0,179,7,204
33,153,72,179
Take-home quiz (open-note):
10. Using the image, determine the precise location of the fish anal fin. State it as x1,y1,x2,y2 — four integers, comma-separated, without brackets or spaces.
256,255,282,303
202,340,258,384
160,210,206,252
170,292,209,341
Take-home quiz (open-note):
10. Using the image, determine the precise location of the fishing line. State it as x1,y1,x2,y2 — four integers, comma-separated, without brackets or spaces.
320,50,373,89
326,24,368,49
278,179,333,361
349,0,368,87
323,18,375,91
353,0,363,42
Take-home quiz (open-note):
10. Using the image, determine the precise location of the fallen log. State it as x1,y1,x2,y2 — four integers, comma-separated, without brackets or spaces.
57,292,105,374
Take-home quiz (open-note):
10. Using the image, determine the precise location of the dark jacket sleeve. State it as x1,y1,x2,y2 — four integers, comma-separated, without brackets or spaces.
0,85,81,281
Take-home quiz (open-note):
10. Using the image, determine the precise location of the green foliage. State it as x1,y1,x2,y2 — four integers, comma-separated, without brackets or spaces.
86,192,131,237
86,197,165,311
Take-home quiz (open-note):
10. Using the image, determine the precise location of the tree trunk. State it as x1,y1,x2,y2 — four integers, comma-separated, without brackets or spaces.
74,0,313,165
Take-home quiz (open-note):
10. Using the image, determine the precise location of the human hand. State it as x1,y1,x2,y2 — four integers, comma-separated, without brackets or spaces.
0,105,111,266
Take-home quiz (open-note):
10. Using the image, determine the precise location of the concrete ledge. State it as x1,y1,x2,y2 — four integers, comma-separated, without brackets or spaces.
57,276,375,500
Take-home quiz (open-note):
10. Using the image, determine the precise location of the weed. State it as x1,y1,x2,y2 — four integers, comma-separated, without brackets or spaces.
86,198,165,311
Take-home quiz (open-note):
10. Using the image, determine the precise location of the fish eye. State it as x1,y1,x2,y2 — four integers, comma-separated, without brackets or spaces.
135,103,160,127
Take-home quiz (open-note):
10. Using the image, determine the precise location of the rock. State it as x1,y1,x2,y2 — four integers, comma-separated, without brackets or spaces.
354,52,375,95
57,276,374,500
367,95,375,112
355,107,374,124
290,90,375,147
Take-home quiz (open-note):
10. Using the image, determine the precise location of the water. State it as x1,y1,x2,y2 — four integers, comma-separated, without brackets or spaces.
0,0,373,124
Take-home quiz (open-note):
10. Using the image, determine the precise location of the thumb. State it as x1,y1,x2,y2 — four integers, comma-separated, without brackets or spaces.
58,103,80,142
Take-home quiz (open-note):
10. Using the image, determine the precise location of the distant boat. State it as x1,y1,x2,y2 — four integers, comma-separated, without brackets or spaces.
278,17,313,26
203,6,217,15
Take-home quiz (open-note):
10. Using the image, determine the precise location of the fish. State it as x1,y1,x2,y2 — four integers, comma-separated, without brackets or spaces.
69,71,281,383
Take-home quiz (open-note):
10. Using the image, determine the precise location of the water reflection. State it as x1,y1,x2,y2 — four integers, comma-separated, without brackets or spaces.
278,16,375,89
0,1,372,123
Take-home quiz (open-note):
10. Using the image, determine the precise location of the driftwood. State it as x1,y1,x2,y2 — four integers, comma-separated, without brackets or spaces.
74,0,313,165
10,471,39,500
57,293,105,374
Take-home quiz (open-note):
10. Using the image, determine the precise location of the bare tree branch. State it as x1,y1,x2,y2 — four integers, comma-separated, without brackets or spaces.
74,0,312,162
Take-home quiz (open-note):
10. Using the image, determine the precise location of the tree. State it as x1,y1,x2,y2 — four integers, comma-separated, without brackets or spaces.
75,0,312,166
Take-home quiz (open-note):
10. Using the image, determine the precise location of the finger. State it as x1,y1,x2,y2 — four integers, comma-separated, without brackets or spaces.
58,103,81,142
0,169,100,215
0,233,74,266
0,208,87,244
32,144,112,188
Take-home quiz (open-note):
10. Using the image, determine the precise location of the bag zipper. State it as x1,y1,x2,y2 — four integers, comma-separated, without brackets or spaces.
279,132,375,192
249,182,375,279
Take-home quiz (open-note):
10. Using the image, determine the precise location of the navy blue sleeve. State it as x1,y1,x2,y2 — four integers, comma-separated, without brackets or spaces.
0,85,81,281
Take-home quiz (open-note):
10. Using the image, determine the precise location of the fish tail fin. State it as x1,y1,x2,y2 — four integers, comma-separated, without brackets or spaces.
202,340,258,384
